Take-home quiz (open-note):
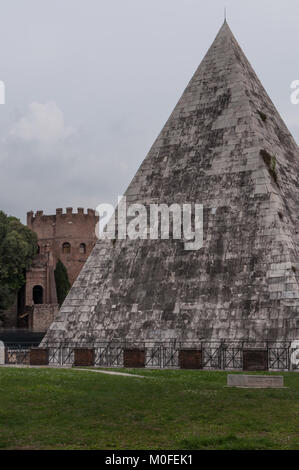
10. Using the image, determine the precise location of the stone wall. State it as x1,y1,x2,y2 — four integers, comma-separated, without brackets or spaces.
30,304,59,332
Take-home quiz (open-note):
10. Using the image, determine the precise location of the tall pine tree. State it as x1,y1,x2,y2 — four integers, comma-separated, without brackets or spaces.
54,259,71,306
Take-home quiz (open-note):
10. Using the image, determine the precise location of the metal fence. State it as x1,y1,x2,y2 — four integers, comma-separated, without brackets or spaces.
3,340,298,371
4,341,41,365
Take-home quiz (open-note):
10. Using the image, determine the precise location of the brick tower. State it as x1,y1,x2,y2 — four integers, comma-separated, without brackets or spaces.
19,208,99,330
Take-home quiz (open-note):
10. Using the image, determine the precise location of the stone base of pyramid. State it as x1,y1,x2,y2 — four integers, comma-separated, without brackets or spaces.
35,339,299,371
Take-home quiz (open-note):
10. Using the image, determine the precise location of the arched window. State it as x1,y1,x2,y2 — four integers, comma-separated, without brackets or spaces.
80,243,86,254
33,285,43,304
62,242,71,254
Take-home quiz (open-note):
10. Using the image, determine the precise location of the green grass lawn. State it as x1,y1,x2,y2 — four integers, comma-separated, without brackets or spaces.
0,367,299,450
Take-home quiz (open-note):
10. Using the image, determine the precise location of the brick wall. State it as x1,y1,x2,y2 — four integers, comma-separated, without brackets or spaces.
30,304,59,332
27,208,99,285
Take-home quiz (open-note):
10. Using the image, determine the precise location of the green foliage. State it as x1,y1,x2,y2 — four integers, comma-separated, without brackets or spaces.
0,211,38,317
260,149,278,185
54,259,71,306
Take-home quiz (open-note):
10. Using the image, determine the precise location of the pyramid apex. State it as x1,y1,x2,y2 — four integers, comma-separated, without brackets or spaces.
217,18,233,34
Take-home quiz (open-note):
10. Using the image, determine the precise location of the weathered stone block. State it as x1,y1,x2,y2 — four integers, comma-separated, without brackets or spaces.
227,374,284,388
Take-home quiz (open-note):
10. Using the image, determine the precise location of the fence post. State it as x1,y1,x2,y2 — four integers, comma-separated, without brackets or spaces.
0,341,4,365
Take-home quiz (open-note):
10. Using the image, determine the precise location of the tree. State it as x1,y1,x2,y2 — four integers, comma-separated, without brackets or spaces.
54,259,71,306
0,210,38,319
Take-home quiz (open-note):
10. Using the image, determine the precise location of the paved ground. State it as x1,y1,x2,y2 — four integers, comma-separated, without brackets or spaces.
75,368,145,378
0,364,145,378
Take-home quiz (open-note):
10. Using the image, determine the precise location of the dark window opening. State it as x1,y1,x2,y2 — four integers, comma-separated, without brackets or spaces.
62,242,71,254
33,285,43,304
80,243,86,254
17,284,26,315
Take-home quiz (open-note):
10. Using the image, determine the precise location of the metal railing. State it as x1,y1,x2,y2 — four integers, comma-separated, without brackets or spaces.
4,341,41,365
2,340,297,371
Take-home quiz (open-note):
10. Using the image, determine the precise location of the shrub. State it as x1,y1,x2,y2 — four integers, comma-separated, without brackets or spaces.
260,150,278,185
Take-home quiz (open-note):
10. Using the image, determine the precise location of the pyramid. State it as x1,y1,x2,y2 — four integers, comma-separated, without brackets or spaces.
44,21,299,344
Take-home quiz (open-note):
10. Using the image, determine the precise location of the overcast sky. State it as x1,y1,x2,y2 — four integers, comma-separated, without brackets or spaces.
0,0,298,223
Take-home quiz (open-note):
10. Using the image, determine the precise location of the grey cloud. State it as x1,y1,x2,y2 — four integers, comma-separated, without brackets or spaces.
0,0,298,222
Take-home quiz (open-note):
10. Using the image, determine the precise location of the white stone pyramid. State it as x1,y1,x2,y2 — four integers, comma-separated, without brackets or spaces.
43,22,299,344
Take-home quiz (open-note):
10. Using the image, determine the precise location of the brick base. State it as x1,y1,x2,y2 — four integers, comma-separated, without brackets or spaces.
124,349,145,368
30,348,49,366
74,348,95,366
243,350,268,371
179,350,202,369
